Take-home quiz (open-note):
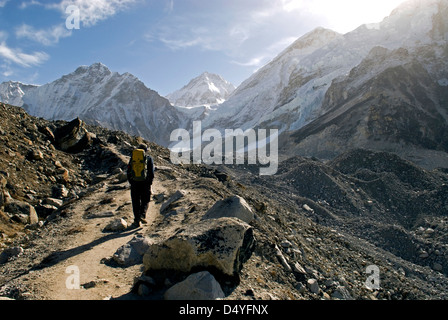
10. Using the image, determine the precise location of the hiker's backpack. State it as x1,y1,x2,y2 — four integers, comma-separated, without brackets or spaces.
130,149,148,182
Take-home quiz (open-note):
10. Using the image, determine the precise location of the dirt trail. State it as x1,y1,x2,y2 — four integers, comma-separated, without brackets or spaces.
25,178,168,300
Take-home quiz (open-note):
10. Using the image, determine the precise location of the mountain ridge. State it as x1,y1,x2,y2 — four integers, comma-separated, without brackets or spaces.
166,71,235,108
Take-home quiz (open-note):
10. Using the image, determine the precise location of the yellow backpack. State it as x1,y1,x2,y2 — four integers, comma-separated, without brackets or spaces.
130,149,148,182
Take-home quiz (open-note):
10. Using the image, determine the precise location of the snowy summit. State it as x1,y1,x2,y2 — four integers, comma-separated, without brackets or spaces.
166,72,235,108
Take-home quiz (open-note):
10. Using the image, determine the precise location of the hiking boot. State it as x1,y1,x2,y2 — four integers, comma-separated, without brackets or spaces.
140,218,148,225
130,220,140,229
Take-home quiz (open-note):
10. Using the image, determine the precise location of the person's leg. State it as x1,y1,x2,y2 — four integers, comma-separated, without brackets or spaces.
130,185,142,225
139,185,151,223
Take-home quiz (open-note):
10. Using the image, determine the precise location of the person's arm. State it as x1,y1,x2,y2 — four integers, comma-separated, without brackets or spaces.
147,156,155,185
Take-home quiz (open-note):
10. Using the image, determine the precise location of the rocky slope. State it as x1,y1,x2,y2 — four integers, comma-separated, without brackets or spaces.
283,41,448,169
166,72,235,108
1,103,448,301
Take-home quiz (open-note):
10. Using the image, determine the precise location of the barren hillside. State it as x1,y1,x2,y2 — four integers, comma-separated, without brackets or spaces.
1,103,448,302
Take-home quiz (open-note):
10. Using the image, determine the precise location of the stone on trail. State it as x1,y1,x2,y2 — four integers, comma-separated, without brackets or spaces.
112,234,152,266
164,271,225,300
103,218,128,232
143,217,255,276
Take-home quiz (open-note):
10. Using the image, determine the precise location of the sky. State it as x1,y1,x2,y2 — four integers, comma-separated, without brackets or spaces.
0,0,406,96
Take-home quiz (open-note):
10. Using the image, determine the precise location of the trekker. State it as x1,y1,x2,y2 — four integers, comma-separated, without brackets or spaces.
127,143,155,228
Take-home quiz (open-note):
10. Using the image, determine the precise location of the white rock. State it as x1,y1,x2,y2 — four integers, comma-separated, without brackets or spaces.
307,279,320,294
302,204,314,213
164,271,225,300
202,195,254,223
103,218,127,232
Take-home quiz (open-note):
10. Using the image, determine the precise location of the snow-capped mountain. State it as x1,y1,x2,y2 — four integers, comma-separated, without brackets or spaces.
0,63,183,147
166,72,235,108
0,0,446,163
203,0,446,134
0,81,37,108
279,0,448,168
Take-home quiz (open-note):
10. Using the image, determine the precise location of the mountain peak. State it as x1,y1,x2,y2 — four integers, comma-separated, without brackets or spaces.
166,72,235,108
74,62,111,76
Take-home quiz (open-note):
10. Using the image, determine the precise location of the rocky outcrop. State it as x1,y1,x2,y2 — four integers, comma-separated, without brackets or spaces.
143,217,255,277
53,118,93,153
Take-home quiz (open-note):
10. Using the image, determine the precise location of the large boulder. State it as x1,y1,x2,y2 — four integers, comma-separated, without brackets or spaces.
201,195,254,223
143,217,255,276
54,118,93,153
164,271,225,300
4,199,38,225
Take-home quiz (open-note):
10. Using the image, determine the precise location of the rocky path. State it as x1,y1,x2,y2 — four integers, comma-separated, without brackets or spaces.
0,176,168,300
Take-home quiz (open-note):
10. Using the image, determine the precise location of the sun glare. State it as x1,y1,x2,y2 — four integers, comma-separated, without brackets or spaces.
284,0,408,33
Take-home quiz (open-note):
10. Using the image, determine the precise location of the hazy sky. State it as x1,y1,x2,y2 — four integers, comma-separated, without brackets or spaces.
0,0,405,96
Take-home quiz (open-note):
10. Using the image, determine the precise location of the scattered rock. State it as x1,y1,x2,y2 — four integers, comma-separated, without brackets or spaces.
112,234,152,266
0,246,24,264
201,195,254,223
103,218,128,232
160,190,187,213
275,245,292,272
82,279,109,289
26,149,44,161
307,279,320,294
44,198,64,208
433,263,443,272
331,286,353,300
85,211,115,219
52,184,69,198
4,199,38,225
164,271,225,300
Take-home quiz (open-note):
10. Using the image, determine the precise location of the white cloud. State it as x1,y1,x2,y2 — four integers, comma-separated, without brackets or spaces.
159,36,205,51
0,41,49,67
18,0,44,9
231,56,266,68
1,63,13,77
0,0,9,7
16,24,72,46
